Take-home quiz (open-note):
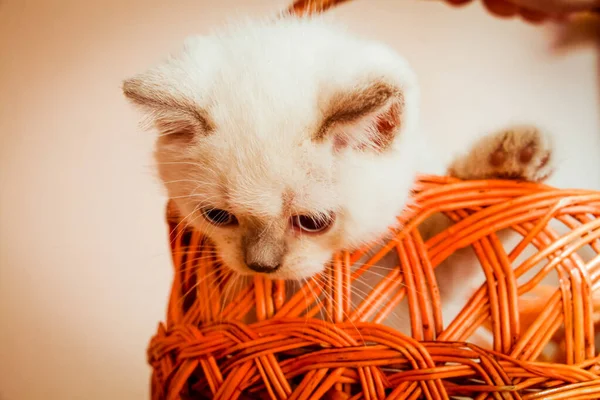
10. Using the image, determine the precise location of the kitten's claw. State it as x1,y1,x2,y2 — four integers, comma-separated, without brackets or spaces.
448,125,554,182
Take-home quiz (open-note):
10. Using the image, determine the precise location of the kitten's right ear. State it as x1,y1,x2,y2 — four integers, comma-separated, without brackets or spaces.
316,81,406,153
122,70,213,140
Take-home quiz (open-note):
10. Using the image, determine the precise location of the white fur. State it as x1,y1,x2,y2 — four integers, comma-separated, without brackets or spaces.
125,16,419,280
124,16,557,341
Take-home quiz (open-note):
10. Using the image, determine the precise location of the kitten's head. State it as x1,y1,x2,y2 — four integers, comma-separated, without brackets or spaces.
123,17,419,280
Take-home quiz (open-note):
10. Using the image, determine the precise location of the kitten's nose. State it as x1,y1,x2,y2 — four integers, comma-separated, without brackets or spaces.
247,263,281,274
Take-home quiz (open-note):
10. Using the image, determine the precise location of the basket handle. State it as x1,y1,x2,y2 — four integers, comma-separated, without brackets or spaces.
287,0,350,15
287,0,599,23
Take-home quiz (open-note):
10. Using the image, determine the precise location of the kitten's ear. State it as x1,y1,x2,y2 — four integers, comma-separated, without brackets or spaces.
316,81,405,152
122,69,213,140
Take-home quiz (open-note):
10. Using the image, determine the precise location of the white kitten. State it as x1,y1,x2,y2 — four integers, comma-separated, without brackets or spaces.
123,17,553,331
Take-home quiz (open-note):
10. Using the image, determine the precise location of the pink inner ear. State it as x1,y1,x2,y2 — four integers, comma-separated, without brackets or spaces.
155,117,199,143
332,99,403,152
377,101,402,138
333,135,349,150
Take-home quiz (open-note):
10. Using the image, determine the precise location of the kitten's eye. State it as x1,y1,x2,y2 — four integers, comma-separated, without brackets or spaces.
291,213,334,234
202,208,238,226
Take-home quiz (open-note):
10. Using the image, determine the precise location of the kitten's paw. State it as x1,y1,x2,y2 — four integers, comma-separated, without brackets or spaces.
448,125,554,182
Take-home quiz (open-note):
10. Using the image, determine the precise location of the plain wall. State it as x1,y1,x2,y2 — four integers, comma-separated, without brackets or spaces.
1,1,599,399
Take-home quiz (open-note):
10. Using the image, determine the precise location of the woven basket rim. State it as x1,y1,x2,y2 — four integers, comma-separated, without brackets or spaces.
151,175,600,399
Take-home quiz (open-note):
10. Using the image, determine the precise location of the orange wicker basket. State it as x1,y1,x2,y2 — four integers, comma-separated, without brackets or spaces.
148,2,600,399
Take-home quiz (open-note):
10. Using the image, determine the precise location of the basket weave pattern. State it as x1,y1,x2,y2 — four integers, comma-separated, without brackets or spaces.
148,1,600,398
149,176,600,399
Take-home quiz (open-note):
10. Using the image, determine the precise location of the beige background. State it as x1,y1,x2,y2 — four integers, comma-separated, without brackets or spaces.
1,0,600,399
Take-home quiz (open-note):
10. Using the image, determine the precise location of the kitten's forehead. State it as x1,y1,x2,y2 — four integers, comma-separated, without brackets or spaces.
215,140,336,217
197,20,402,136
206,66,319,143
164,18,414,217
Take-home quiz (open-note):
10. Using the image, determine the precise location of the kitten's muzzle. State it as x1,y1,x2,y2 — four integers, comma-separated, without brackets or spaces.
247,262,281,274
242,220,287,275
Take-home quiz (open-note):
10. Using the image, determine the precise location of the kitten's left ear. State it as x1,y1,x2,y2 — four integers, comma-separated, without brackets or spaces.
122,68,213,140
316,81,405,152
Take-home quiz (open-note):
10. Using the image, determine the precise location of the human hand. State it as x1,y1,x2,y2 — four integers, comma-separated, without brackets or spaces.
506,0,600,15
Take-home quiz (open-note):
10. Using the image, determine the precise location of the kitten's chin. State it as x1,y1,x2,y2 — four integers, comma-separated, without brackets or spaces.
272,264,327,281
221,263,327,281
219,254,328,281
